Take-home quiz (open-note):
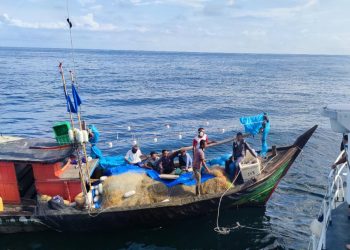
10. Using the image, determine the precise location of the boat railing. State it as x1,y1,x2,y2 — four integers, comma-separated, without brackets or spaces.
309,150,348,250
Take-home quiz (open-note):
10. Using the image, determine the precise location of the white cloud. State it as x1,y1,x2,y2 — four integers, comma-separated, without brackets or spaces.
0,12,153,34
0,13,66,29
231,0,318,19
75,13,119,31
0,13,120,32
118,0,207,8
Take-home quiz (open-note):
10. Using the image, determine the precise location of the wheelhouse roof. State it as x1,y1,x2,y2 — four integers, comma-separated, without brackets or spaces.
0,138,74,163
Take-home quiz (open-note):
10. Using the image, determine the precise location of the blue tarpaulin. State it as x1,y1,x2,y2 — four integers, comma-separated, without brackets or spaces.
240,113,270,157
240,113,264,135
88,125,100,144
98,154,231,187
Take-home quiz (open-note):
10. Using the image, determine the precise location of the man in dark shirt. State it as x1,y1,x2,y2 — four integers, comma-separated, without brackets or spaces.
157,149,177,174
225,132,257,180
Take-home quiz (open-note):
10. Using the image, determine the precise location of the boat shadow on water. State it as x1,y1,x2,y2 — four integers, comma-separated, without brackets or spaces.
0,207,283,250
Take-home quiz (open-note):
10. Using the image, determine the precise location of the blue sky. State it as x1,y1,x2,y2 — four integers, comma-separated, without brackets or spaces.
0,0,349,54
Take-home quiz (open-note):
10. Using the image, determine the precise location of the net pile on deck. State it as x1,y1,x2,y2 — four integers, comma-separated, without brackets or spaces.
101,166,231,208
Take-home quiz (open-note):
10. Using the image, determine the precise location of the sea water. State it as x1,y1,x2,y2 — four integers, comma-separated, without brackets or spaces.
1,47,350,249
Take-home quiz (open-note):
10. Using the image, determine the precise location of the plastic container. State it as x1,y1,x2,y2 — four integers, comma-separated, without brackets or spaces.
53,121,72,145
239,159,261,182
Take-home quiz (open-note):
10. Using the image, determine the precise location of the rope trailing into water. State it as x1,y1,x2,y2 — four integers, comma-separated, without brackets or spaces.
214,146,303,235
214,169,241,235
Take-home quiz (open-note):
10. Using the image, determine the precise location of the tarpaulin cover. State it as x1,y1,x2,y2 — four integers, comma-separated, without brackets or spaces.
240,113,264,135
91,145,103,159
261,120,270,157
88,125,100,144
98,154,232,187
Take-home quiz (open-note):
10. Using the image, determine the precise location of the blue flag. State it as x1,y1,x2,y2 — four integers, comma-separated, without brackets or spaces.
66,94,77,113
72,85,82,112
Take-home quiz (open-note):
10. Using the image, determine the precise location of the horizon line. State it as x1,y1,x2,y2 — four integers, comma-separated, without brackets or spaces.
0,45,349,57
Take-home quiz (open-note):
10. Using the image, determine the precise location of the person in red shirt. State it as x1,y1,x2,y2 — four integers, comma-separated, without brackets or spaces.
192,128,215,156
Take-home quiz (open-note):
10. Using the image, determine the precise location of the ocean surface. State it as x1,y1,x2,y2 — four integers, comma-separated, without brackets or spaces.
1,47,350,250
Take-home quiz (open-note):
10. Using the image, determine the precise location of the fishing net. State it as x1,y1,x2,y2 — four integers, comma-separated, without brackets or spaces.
101,167,231,208
102,173,169,208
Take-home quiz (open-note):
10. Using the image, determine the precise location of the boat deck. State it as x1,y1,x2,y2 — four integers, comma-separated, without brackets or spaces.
59,159,99,179
326,202,350,249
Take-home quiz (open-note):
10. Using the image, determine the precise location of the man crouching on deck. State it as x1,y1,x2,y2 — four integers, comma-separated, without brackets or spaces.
193,140,211,196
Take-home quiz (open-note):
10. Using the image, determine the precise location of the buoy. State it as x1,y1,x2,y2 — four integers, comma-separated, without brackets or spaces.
166,124,170,129
153,137,158,142
86,191,93,205
82,130,89,143
310,218,322,237
93,203,101,209
0,197,3,212
108,142,113,148
68,129,74,142
100,176,107,182
127,126,131,131
74,129,83,143
123,190,136,198
98,183,103,194
178,134,183,140
93,195,100,203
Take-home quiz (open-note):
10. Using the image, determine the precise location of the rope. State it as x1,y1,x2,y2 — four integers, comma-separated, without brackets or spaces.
66,0,78,89
214,169,241,234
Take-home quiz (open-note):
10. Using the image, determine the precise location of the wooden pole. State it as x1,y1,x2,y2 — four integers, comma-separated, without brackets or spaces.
69,70,92,190
58,62,89,207
175,133,250,152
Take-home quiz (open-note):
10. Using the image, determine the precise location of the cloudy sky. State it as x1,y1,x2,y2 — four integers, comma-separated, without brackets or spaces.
0,0,349,54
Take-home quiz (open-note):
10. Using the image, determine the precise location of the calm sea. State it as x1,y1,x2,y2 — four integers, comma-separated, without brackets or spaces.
1,47,350,249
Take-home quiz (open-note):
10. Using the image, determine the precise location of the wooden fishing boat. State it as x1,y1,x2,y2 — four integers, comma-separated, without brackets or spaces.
0,125,317,233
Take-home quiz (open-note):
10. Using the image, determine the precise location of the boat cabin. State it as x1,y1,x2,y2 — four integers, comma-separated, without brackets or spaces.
0,136,97,206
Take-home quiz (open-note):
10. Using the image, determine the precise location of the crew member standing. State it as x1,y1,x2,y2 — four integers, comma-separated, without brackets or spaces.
192,128,215,156
193,140,211,196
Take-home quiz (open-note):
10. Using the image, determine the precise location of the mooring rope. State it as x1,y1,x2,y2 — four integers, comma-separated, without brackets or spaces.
214,169,241,234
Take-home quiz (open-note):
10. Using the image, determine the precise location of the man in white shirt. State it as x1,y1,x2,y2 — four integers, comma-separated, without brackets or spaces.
125,145,143,166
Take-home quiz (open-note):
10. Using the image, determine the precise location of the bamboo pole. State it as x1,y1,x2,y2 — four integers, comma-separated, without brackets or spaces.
59,63,75,128
175,133,250,152
69,70,92,190
58,62,89,207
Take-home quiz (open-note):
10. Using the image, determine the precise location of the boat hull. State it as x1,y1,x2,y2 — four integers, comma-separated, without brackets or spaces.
0,125,317,233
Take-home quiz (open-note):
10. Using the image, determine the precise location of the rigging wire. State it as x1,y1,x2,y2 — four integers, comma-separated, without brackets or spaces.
66,0,78,89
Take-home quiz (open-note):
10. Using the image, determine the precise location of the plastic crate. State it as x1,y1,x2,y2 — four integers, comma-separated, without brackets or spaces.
53,121,71,136
53,122,72,145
